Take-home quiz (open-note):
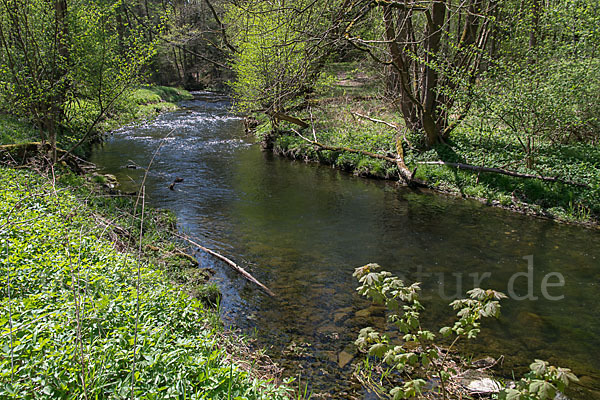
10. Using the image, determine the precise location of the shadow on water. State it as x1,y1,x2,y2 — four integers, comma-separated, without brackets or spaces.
91,92,600,399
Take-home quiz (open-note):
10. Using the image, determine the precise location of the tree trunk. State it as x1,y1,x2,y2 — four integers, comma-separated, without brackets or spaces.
422,0,446,146
52,0,69,164
382,5,421,135
528,0,541,62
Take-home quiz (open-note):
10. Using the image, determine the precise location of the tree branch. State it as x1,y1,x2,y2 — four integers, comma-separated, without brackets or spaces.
417,161,590,188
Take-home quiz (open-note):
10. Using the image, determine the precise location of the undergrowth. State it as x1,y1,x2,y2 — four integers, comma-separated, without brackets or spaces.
0,167,292,399
0,86,194,158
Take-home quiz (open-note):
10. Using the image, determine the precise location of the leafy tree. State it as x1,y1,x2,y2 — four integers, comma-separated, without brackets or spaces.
339,0,499,147
0,0,156,160
475,0,600,151
225,0,340,122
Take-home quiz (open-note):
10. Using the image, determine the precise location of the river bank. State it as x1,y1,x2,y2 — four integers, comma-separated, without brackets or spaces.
249,64,599,228
259,125,600,229
0,85,193,156
0,165,293,399
0,87,297,398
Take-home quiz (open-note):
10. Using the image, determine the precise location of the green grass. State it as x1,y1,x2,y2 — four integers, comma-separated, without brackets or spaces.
0,114,38,145
131,86,194,104
96,86,194,134
0,167,292,399
409,127,600,223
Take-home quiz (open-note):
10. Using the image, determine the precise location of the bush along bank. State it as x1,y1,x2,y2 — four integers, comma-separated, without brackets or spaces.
254,118,600,228
0,166,293,399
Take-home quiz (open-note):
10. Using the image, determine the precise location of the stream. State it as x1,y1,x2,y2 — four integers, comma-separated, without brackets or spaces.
90,93,600,399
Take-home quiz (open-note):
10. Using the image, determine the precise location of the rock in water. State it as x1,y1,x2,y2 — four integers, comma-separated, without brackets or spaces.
460,370,502,395
338,351,354,368
466,378,502,394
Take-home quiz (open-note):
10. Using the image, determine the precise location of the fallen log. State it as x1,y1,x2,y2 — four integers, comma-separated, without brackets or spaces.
417,161,589,188
0,142,94,174
173,233,276,297
290,129,426,187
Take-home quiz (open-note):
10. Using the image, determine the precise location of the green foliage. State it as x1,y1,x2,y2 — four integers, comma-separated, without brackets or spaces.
226,0,342,116
226,1,308,113
0,115,37,145
0,0,157,152
353,264,577,400
498,360,579,400
473,58,600,150
71,86,191,140
0,168,291,399
353,263,505,399
129,86,194,105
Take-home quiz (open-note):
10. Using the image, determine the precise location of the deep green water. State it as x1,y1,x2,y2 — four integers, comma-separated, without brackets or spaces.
91,93,600,398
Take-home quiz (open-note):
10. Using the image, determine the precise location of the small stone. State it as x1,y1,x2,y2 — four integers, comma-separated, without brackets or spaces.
333,312,348,323
316,324,338,335
355,308,371,318
466,378,502,394
471,356,496,368
324,351,338,363
338,351,353,368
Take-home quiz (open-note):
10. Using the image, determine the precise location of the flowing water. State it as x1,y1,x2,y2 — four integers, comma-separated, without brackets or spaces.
91,93,600,398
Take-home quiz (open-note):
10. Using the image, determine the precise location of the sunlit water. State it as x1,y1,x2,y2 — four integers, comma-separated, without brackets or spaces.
91,93,600,398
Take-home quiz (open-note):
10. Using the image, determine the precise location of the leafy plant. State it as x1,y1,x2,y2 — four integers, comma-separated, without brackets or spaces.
498,359,579,400
352,264,578,400
353,264,579,399
353,263,506,399
0,167,292,399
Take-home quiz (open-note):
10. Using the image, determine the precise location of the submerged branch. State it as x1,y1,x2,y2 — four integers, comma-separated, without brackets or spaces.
174,233,276,297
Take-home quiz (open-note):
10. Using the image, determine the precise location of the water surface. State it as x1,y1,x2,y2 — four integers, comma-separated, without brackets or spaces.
91,94,600,398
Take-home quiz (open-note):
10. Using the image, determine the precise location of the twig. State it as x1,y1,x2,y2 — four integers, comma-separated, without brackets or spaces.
125,129,174,400
5,239,14,382
349,111,399,130
49,165,89,399
0,309,65,338
309,106,317,142
67,228,89,400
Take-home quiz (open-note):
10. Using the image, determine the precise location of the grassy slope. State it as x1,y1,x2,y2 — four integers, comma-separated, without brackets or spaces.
0,114,39,145
261,62,600,226
0,86,194,148
91,86,195,135
0,167,291,399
